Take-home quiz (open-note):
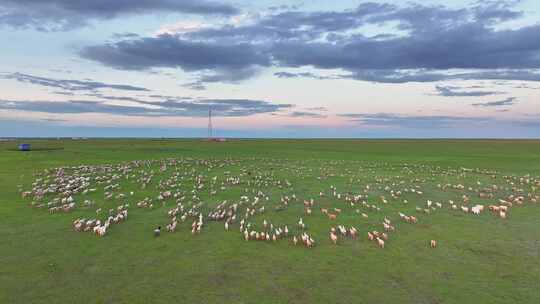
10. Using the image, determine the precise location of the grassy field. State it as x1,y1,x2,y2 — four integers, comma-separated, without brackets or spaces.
1,139,540,304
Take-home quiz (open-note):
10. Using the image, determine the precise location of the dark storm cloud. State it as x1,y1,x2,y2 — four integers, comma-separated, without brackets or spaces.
0,0,239,31
80,1,540,85
1,73,149,92
339,113,493,129
0,98,292,117
434,85,503,97
472,97,516,107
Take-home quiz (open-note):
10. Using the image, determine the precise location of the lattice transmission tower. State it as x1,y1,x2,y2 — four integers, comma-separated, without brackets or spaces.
207,106,213,140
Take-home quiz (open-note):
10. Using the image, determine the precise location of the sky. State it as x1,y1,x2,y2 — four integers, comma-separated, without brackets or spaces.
0,0,539,138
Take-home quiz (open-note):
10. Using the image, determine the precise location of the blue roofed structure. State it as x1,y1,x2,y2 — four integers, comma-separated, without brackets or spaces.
18,143,31,151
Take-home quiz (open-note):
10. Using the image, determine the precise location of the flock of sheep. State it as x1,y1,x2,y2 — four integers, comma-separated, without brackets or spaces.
20,157,540,249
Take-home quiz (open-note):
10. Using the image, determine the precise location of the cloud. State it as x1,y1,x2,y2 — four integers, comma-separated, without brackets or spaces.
1,73,149,92
434,85,504,97
276,69,540,84
274,72,299,78
83,92,158,103
81,34,270,71
346,69,540,83
471,1,523,23
306,107,328,112
80,2,540,85
513,83,540,89
53,91,76,96
472,97,516,107
0,0,239,31
40,118,68,122
184,66,262,89
80,34,270,86
0,98,292,117
274,72,339,80
147,94,193,100
182,82,208,91
339,113,493,129
111,32,140,40
288,111,327,118
265,3,540,71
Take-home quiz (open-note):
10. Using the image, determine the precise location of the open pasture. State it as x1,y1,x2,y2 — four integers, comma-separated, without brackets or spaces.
1,139,540,303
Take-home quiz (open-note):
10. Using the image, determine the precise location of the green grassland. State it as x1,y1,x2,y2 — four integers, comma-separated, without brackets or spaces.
1,139,540,304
